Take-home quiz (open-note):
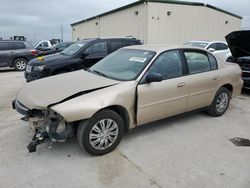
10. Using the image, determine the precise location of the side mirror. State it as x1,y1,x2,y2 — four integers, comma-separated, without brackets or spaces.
81,52,89,59
146,73,163,83
208,48,215,52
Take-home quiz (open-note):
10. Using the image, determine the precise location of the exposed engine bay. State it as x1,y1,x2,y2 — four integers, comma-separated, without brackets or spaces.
13,100,74,152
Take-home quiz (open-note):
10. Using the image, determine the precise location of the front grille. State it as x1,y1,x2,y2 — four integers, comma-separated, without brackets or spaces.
15,100,29,116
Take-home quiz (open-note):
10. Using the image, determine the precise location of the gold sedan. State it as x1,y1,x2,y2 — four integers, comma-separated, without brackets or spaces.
13,45,243,155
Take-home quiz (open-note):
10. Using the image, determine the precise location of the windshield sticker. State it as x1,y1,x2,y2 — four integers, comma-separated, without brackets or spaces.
77,44,84,47
129,57,147,63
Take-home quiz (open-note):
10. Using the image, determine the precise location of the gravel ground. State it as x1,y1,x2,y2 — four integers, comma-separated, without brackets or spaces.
0,68,250,188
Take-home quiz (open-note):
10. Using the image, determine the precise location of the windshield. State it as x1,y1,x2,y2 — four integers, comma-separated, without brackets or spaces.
61,40,90,56
184,42,209,49
89,49,156,81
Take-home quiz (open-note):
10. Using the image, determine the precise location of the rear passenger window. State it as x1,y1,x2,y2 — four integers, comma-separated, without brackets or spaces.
208,53,218,70
110,41,123,52
0,42,11,50
13,42,26,49
184,52,210,74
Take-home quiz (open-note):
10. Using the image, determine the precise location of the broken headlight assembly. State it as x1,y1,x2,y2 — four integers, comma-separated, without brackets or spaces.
27,109,74,153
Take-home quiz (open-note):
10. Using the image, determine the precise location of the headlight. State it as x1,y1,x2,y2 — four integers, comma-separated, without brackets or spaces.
33,65,45,71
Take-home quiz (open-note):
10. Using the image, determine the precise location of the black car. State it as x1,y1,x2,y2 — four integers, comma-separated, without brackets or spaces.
37,42,75,56
0,40,37,71
25,38,142,82
226,30,250,89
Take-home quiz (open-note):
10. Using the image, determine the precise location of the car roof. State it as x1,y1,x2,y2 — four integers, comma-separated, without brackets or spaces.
123,44,208,53
187,40,227,44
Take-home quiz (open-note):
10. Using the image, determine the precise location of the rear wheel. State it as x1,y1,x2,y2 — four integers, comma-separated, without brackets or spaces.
14,58,27,71
207,87,230,116
77,110,124,155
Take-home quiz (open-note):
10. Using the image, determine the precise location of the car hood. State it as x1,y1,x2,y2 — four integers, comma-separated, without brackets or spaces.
16,70,120,109
225,30,250,58
28,53,70,65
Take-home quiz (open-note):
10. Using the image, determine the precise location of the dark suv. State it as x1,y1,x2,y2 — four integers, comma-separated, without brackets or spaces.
0,40,37,71
25,38,142,82
226,30,250,89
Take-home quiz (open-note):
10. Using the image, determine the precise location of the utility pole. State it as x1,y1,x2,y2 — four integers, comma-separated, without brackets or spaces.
61,24,63,42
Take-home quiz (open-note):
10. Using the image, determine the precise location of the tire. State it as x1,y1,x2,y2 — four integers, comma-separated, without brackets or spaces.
77,109,124,155
207,87,230,117
14,58,27,71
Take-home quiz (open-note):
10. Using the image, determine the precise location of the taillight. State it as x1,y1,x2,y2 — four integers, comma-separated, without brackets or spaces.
30,50,37,56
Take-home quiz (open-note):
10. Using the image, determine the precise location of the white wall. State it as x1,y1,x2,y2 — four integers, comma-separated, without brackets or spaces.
72,3,147,42
147,2,241,45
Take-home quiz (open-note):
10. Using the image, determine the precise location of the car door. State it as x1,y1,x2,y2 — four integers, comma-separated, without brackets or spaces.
82,41,108,68
137,50,188,125
0,42,13,67
182,50,220,111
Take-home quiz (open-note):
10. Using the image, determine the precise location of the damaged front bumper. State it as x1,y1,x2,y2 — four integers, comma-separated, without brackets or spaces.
12,99,74,152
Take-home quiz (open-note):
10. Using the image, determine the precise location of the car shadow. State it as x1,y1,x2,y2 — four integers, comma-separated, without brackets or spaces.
0,68,17,73
242,88,250,96
124,110,206,138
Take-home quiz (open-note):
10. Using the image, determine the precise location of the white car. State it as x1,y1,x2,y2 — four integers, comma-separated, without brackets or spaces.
184,41,231,61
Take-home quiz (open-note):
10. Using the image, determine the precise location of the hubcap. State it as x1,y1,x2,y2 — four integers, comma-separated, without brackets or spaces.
89,119,119,150
216,92,229,113
16,60,26,70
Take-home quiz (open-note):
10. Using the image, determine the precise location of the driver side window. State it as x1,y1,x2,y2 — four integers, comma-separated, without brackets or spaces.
148,50,183,80
85,42,107,55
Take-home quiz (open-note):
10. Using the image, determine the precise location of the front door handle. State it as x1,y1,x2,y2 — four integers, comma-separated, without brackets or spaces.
177,83,186,87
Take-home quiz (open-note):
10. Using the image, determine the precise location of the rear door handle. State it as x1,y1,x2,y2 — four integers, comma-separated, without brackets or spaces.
177,83,186,87
213,76,220,80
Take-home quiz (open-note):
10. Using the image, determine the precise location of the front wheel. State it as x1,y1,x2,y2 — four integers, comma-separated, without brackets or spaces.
207,87,230,116
77,110,124,155
14,58,27,71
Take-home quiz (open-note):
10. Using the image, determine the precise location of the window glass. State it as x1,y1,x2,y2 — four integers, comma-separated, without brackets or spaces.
90,49,155,81
110,41,123,52
207,43,217,50
217,43,228,50
208,53,218,70
13,42,25,49
0,42,11,50
184,52,210,74
62,40,90,56
85,42,107,55
148,50,183,80
41,42,48,47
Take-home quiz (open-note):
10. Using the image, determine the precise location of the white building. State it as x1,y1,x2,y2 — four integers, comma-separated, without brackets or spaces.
71,0,242,45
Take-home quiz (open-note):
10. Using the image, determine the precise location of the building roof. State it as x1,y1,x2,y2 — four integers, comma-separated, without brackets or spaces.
71,0,242,26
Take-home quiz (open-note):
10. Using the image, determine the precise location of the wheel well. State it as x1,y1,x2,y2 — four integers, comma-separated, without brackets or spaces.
104,105,130,132
221,84,233,93
12,57,28,66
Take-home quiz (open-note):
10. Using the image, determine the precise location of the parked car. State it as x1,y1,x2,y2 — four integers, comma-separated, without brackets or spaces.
184,40,231,61
13,45,243,155
0,40,37,71
25,38,142,82
34,40,60,49
37,42,75,56
226,30,250,89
